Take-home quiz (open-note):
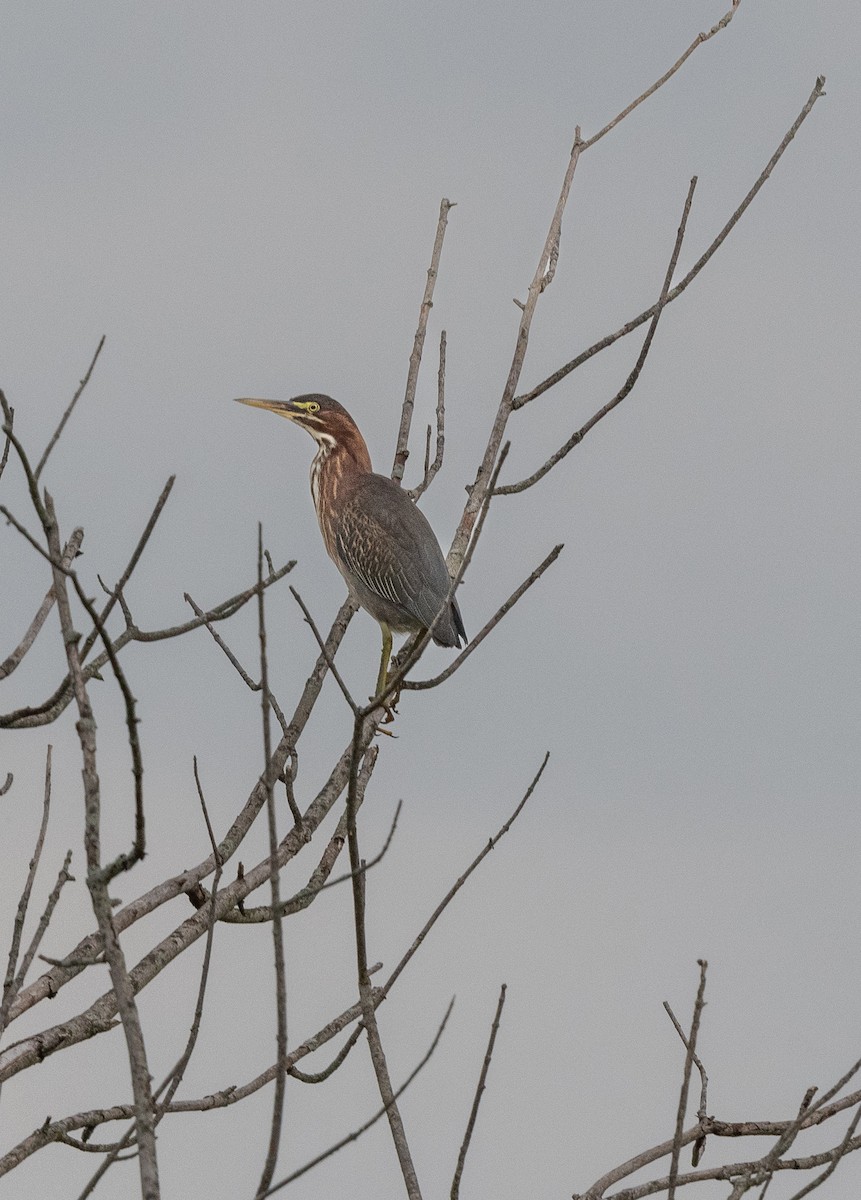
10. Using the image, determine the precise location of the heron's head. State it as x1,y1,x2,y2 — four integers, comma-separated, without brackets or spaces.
235,393,369,461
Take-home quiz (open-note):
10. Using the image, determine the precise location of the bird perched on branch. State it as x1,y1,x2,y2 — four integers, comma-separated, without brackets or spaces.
235,393,466,701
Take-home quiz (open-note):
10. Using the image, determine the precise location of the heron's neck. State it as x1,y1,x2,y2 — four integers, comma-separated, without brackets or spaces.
309,431,372,515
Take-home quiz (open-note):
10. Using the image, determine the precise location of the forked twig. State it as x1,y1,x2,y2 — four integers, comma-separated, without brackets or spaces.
497,177,697,496
393,199,455,483
668,961,708,1200
514,76,826,413
410,330,447,501
75,758,225,1198
262,999,455,1196
0,747,54,1036
662,998,708,1165
0,531,84,680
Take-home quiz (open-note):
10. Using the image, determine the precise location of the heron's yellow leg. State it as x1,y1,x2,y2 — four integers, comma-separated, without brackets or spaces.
375,623,393,699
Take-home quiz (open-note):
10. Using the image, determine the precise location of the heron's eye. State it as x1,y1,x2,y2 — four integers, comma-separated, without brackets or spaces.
305,402,320,414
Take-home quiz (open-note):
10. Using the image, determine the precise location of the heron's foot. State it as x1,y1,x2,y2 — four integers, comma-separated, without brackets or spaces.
369,694,398,725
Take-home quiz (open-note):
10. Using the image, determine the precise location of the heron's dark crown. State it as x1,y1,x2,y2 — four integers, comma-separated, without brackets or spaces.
236,392,372,469
288,394,372,467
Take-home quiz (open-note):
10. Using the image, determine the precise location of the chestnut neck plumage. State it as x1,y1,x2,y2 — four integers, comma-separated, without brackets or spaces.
307,413,373,557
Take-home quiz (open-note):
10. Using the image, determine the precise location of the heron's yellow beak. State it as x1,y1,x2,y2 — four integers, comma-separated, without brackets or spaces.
234,397,296,417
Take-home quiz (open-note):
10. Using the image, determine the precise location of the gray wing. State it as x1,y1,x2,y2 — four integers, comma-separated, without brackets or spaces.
334,474,465,646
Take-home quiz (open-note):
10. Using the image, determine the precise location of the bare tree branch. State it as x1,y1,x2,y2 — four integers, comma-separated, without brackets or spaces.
0,552,294,730
447,128,583,575
344,703,423,1197
0,529,84,680
0,746,54,1037
380,752,549,1001
513,76,827,413
393,198,455,483
290,585,360,715
6,850,73,1020
4,598,355,1032
667,962,708,1200
402,544,563,690
214,784,389,924
497,177,697,496
451,983,507,1199
43,491,159,1198
0,392,12,482
263,999,455,1196
0,994,372,1175
787,1104,861,1200
184,589,289,735
581,2,741,152
662,1000,708,1166
74,758,226,1198
255,524,290,1200
0,29,839,1200
34,335,106,481
409,330,447,501
0,739,360,1081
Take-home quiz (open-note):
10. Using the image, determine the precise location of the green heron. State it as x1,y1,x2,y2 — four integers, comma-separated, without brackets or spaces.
235,393,466,700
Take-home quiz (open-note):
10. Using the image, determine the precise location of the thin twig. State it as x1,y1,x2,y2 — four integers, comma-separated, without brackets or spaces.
448,128,582,573
184,591,259,689
263,999,455,1196
0,747,54,1036
256,525,289,1200
0,393,13,481
74,758,226,1199
392,199,455,483
78,474,176,663
497,176,698,495
290,586,359,714
514,76,826,412
581,2,741,152
184,590,289,734
289,1036,358,1086
381,753,549,1001
1,550,294,731
42,491,159,1198
344,702,423,1196
0,530,84,680
410,330,447,501
451,983,508,1199
281,750,303,827
402,544,563,690
380,442,514,710
668,961,708,1200
216,786,391,924
34,336,106,481
10,851,73,1011
787,1103,861,1200
662,999,709,1166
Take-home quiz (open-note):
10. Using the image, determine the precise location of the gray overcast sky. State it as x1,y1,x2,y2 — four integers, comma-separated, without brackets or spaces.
1,3,860,1197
